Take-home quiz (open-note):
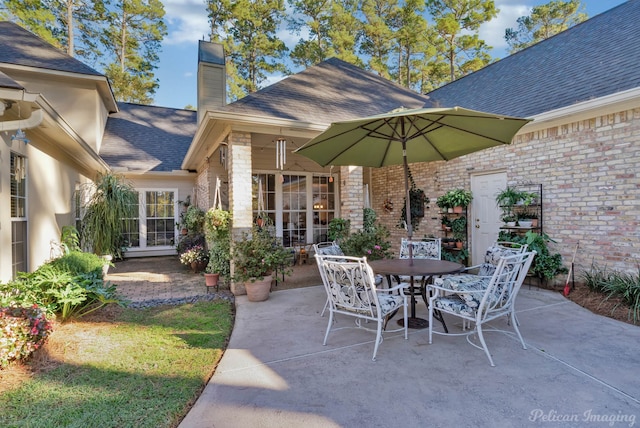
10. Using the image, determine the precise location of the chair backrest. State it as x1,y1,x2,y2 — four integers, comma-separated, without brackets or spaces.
315,254,381,319
478,241,529,276
313,241,344,257
479,251,536,320
399,238,441,260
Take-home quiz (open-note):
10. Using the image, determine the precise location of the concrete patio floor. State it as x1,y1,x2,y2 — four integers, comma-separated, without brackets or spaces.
178,284,640,427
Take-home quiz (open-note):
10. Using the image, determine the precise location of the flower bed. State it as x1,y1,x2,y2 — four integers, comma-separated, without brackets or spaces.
1,305,53,368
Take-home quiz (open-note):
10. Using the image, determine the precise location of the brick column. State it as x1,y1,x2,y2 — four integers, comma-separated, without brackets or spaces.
195,167,210,210
228,131,252,296
340,165,364,231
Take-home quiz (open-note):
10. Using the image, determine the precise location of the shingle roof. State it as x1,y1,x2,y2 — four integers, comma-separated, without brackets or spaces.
223,57,432,123
426,1,640,118
101,103,197,172
0,21,103,76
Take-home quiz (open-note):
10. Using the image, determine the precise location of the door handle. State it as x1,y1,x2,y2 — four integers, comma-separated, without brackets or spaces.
475,225,480,228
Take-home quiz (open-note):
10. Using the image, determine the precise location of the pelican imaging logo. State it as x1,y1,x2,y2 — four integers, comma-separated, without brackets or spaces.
529,409,636,426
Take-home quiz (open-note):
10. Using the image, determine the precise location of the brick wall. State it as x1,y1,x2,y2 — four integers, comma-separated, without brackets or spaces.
340,165,364,231
372,108,640,275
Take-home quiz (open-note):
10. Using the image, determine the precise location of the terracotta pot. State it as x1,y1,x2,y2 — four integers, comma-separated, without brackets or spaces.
205,273,219,287
453,206,464,214
256,218,264,227
455,241,463,249
245,275,272,302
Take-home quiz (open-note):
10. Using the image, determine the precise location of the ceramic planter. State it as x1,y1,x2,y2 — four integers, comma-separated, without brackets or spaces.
204,273,219,288
245,275,272,302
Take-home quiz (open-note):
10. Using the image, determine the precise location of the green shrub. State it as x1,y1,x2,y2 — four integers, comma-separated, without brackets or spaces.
341,225,393,261
498,230,567,282
0,305,53,368
327,218,350,242
0,257,125,321
581,263,640,323
49,251,106,276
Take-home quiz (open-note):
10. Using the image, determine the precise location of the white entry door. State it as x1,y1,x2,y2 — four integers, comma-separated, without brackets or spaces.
470,172,507,266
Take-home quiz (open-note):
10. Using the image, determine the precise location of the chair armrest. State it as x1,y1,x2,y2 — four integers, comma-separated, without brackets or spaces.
380,283,410,296
428,282,485,294
463,263,483,273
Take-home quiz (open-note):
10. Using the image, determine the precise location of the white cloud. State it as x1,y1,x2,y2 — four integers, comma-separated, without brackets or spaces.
479,2,532,54
163,0,210,45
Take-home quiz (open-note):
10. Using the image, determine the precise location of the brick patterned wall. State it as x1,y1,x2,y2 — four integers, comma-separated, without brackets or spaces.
228,132,253,231
195,166,210,210
340,165,364,231
372,108,640,274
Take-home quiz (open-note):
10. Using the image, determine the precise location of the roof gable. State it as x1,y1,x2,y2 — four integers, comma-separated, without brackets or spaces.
223,57,431,124
427,1,640,118
101,103,197,172
0,21,102,76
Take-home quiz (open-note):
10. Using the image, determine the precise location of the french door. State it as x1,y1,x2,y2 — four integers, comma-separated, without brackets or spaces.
253,172,337,247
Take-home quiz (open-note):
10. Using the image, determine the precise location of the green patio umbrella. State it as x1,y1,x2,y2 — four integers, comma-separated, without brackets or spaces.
294,106,532,261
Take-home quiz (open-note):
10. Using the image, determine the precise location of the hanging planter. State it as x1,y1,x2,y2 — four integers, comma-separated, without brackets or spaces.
398,167,428,230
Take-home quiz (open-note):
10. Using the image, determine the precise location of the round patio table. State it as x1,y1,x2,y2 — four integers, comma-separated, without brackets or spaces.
369,258,464,329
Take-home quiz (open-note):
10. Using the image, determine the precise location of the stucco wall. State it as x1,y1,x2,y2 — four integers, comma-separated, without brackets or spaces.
12,71,106,151
372,107,640,276
0,135,89,282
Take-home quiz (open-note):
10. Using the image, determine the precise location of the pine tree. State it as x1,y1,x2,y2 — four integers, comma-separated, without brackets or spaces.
505,0,587,54
98,0,167,104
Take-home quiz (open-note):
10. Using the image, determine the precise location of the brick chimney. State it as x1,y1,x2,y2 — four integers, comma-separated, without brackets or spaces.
197,40,226,124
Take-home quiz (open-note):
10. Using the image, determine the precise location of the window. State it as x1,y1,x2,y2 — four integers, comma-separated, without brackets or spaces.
122,191,140,247
282,174,307,247
145,191,175,247
10,153,27,277
312,176,335,243
252,172,337,247
116,189,177,252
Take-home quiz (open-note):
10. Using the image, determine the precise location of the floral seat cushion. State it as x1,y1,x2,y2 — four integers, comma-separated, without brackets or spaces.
433,275,501,309
376,293,405,315
316,244,344,256
432,295,475,317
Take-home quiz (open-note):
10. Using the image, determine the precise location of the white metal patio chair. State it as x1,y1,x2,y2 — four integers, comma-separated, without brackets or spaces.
316,254,409,361
426,251,536,366
433,241,528,326
314,242,345,317
396,237,441,305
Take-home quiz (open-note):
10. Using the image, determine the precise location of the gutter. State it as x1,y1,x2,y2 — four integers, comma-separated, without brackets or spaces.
182,109,329,170
524,87,640,133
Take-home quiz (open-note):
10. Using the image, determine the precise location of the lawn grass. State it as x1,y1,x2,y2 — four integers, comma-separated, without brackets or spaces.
0,300,233,428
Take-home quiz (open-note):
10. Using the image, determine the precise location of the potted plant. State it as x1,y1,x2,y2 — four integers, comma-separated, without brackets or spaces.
436,195,451,212
496,186,524,208
520,209,539,227
205,240,230,289
78,172,137,263
440,215,452,231
177,196,191,235
179,244,209,273
446,189,473,213
398,167,428,230
204,208,231,289
231,226,292,301
182,205,205,237
451,216,467,243
501,214,518,227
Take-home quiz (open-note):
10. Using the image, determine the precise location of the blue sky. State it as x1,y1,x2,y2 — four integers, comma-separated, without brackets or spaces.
154,0,626,110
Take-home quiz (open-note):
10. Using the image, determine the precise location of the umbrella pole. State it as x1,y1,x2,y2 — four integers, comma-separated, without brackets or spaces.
402,140,414,264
